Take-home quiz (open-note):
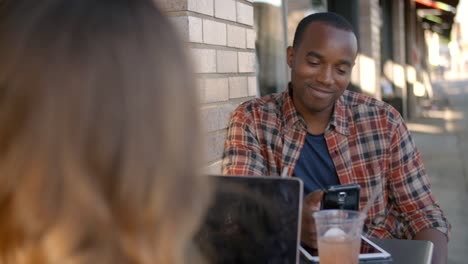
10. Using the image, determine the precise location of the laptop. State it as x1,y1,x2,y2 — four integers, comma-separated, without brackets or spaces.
368,238,433,264
194,175,303,264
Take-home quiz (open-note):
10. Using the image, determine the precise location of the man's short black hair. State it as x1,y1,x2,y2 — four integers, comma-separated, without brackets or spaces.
292,12,355,49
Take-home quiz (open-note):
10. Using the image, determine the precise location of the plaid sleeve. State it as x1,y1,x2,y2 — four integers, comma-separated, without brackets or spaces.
388,117,451,239
222,105,266,176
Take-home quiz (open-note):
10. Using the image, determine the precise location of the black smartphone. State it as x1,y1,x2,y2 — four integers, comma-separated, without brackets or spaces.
321,183,360,211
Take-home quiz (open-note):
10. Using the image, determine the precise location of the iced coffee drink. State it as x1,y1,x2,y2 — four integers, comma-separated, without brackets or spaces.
313,210,365,264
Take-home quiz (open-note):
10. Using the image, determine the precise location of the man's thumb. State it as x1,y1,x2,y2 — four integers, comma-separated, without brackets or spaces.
304,190,324,207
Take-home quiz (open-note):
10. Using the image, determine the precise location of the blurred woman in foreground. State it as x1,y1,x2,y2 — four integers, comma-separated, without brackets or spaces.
0,0,209,263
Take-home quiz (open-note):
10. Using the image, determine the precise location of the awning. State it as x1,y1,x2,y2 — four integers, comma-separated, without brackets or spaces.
414,0,459,39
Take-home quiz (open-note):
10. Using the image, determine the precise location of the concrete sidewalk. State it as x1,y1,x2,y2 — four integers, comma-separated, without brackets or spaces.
407,79,468,264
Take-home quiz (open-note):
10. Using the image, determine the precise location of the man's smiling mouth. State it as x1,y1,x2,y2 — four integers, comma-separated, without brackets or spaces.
306,85,334,98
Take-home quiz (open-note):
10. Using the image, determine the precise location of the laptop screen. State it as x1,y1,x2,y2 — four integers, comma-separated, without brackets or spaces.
194,175,303,264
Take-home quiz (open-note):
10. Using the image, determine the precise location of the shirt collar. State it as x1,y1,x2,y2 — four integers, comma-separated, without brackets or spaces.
329,91,350,136
282,85,350,136
282,85,306,130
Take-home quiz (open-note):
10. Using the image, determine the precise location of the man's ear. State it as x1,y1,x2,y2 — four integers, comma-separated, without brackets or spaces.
286,46,294,68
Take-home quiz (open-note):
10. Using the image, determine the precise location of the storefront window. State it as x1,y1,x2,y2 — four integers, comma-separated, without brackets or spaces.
287,0,327,46
253,0,288,96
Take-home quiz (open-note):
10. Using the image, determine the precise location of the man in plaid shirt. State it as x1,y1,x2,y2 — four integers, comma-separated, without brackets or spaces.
222,12,450,263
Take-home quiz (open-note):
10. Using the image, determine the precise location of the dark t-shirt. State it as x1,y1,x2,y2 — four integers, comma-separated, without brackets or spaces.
293,133,339,195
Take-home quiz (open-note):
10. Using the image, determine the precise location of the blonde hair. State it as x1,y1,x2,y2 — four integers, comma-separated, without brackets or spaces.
0,0,209,263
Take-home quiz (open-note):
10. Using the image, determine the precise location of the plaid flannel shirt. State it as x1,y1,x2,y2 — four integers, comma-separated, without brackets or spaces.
222,88,450,239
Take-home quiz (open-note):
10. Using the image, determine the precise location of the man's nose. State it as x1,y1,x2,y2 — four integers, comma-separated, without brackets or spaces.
316,65,334,85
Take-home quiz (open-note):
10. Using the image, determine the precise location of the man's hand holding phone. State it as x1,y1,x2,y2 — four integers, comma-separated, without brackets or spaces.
300,190,323,249
301,184,360,249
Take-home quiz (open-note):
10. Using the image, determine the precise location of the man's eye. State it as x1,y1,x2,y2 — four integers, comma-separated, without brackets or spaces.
336,67,348,75
307,60,320,66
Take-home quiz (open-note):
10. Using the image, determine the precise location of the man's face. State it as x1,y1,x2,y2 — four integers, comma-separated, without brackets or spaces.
287,22,357,117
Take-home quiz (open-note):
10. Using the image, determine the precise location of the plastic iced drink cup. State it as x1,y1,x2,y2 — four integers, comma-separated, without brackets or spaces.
313,210,365,264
